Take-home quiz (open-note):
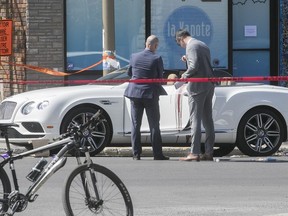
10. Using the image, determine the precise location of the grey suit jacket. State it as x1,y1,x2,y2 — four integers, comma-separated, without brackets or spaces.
124,49,167,99
181,38,214,95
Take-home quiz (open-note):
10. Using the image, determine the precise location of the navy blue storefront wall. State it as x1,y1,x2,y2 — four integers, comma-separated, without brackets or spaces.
280,0,288,85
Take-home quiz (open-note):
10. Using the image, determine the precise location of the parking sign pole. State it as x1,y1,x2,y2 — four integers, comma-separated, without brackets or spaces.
102,0,115,76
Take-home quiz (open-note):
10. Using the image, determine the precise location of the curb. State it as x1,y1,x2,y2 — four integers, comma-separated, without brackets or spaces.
99,146,244,157
99,147,192,157
1,144,287,157
0,146,242,157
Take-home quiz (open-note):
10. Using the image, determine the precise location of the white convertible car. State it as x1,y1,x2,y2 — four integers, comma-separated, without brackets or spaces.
0,66,287,157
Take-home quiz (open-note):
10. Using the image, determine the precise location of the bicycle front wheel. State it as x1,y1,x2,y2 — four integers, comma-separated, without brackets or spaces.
63,163,133,216
0,166,11,213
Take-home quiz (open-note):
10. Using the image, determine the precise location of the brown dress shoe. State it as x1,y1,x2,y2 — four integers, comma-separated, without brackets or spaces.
179,153,200,162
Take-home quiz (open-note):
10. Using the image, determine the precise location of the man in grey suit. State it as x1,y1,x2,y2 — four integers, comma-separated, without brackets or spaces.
175,29,215,161
124,35,169,160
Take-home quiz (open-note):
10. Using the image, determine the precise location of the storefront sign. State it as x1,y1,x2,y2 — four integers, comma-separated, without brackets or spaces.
155,2,228,69
0,20,13,56
164,6,213,51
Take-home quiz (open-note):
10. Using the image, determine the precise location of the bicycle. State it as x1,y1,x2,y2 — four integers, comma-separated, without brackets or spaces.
0,110,133,216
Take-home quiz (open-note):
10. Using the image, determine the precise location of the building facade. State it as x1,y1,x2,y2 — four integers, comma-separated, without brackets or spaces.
0,0,287,97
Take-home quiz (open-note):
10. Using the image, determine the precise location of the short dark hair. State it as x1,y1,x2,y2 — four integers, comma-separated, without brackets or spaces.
175,29,191,40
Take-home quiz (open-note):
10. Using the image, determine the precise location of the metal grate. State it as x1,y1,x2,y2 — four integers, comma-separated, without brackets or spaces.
7,128,45,139
22,122,44,133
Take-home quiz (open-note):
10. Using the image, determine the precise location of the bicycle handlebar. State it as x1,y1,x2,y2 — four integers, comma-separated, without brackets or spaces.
80,109,102,129
55,110,102,140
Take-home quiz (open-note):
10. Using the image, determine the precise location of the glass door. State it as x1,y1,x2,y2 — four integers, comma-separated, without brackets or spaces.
232,0,270,81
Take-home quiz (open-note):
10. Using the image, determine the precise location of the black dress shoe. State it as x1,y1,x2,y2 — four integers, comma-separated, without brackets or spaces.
154,155,170,160
133,155,141,160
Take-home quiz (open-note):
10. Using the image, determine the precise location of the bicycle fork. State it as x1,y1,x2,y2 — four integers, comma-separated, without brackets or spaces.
78,152,102,210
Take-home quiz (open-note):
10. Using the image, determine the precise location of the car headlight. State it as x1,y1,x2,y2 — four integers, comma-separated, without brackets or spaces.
22,100,50,115
38,100,49,110
22,101,36,115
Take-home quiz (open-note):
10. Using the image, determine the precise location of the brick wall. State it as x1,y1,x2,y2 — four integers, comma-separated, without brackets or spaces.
0,0,65,98
0,0,27,99
26,0,64,91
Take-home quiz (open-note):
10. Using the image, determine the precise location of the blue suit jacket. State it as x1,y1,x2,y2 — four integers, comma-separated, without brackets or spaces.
124,49,167,99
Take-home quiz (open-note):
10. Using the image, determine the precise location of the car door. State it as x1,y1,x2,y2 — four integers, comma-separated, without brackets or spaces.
123,84,191,135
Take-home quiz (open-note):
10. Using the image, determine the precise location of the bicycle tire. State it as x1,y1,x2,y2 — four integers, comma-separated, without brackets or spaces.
0,166,11,213
63,163,133,216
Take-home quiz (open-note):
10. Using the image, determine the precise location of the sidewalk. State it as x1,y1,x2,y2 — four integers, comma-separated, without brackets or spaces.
1,142,288,157
100,144,288,157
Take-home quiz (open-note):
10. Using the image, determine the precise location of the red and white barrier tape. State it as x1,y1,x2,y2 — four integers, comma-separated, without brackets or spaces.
0,76,287,85
0,60,103,76
0,59,287,84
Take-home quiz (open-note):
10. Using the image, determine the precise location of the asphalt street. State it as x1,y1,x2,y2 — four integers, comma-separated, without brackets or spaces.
1,142,288,215
1,156,288,216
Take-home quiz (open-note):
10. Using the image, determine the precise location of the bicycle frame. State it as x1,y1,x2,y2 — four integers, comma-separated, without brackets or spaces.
0,130,87,214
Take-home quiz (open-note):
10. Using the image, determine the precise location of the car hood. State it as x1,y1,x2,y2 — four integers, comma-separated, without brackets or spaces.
5,84,125,102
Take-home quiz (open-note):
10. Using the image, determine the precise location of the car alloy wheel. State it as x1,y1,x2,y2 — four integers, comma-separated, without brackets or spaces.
60,106,112,156
237,108,284,156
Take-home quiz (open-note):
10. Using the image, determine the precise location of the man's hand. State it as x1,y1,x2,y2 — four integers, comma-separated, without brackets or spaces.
181,55,187,62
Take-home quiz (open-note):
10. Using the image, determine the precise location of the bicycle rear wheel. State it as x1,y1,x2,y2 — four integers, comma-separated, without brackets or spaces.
63,163,133,216
0,166,11,213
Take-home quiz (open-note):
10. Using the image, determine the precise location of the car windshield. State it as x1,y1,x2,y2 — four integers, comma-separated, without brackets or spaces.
96,66,130,81
95,66,179,86
93,66,239,86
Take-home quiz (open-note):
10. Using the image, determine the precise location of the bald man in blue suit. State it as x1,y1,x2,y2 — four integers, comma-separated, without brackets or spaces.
124,35,169,161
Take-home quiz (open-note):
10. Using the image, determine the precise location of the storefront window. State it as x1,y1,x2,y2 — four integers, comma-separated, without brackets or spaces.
151,0,228,70
114,0,146,67
233,1,270,49
66,0,145,71
232,0,270,78
66,0,102,71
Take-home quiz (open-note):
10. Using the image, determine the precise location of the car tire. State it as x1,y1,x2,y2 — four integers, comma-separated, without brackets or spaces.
213,143,236,157
59,106,112,156
236,108,284,156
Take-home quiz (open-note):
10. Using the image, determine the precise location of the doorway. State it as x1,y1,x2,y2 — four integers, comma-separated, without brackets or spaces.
232,0,278,82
